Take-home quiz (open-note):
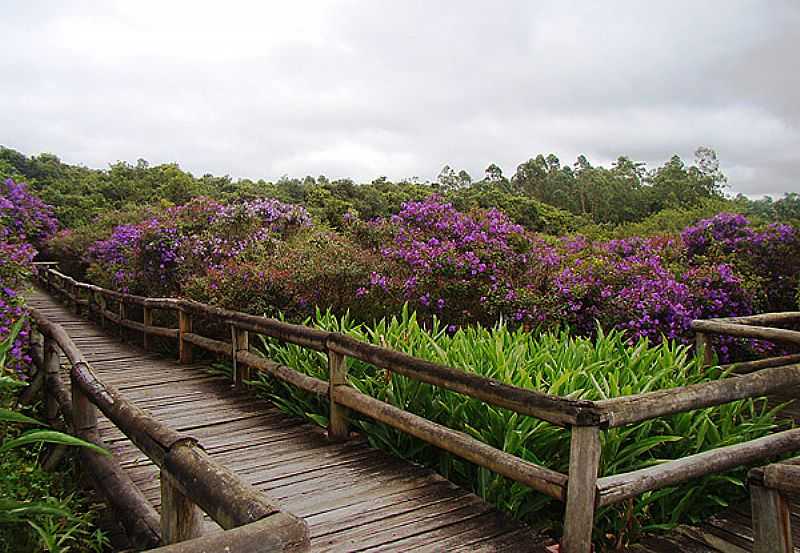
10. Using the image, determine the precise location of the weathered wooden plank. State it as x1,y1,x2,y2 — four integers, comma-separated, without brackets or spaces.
306,482,469,538
312,498,491,552
562,425,601,553
598,363,800,427
335,385,568,500
598,428,800,506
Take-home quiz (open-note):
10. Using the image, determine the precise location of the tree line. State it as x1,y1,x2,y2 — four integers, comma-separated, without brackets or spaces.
1,145,795,235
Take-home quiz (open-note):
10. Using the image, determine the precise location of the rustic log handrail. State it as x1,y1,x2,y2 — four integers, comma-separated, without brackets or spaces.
34,264,800,553
27,304,309,551
747,457,800,553
596,363,800,427
693,320,800,346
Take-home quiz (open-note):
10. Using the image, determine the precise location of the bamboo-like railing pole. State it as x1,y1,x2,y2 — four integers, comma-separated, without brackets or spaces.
179,310,192,364
70,374,97,439
44,337,61,426
695,331,713,366
118,299,128,340
327,350,348,441
562,425,601,553
160,469,203,544
143,306,153,350
232,326,250,388
750,484,792,553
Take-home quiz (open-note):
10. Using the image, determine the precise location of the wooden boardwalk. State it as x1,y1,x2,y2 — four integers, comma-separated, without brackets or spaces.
30,286,800,552
30,288,549,552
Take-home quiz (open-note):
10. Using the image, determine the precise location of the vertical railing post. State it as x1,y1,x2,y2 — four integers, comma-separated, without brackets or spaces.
231,326,250,388
44,337,61,427
70,375,97,439
143,306,153,351
73,284,81,315
751,482,792,553
179,309,192,364
98,294,107,329
87,288,95,321
71,283,80,314
118,300,127,340
695,332,714,366
327,349,349,441
562,425,601,553
160,470,203,544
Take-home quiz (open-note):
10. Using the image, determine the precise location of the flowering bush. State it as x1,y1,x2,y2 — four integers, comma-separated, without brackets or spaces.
85,197,312,296
74,199,799,360
350,197,532,326
682,213,800,312
0,179,58,248
0,179,56,376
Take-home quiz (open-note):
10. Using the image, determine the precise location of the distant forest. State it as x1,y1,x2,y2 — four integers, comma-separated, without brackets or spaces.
1,145,797,236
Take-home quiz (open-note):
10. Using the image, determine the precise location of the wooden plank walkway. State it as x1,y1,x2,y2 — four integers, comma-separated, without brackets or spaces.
30,288,549,552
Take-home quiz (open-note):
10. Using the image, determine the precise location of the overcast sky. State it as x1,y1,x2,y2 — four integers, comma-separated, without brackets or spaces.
2,1,798,197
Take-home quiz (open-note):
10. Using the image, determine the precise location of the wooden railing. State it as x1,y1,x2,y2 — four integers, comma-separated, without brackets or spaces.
35,264,800,553
693,313,800,369
27,283,309,551
747,457,799,553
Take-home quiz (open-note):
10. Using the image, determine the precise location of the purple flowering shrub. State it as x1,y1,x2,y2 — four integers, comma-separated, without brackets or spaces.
85,197,314,297
0,179,57,376
351,197,532,326
682,213,800,312
185,229,383,320
0,179,58,248
85,224,144,291
0,242,35,376
75,198,799,361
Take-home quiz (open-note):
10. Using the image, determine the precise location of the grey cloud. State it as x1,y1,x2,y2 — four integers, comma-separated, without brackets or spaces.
1,0,798,197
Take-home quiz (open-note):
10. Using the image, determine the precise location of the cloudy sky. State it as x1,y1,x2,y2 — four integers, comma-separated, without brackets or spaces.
2,1,798,196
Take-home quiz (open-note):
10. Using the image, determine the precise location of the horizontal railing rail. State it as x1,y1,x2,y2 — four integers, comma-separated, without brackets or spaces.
747,457,800,553
691,313,800,367
34,263,800,553
28,303,309,551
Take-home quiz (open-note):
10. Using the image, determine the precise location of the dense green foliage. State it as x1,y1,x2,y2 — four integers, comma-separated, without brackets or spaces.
240,307,788,549
0,173,107,552
5,143,800,549
0,144,748,231
4,144,795,238
0,328,109,553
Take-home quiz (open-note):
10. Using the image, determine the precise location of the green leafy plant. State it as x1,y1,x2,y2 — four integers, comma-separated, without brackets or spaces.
0,323,109,553
248,307,790,550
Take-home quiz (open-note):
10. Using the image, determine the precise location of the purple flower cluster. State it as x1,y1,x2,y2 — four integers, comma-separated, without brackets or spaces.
0,178,58,247
85,197,311,296
353,205,797,358
79,198,800,362
0,179,53,375
682,213,800,312
357,197,530,320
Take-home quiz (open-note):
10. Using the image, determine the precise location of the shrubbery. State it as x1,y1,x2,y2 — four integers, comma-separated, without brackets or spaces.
249,308,788,548
61,195,800,361
1,179,110,552
1,179,57,375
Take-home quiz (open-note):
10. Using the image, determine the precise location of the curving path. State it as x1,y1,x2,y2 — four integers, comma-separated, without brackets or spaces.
31,287,548,552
